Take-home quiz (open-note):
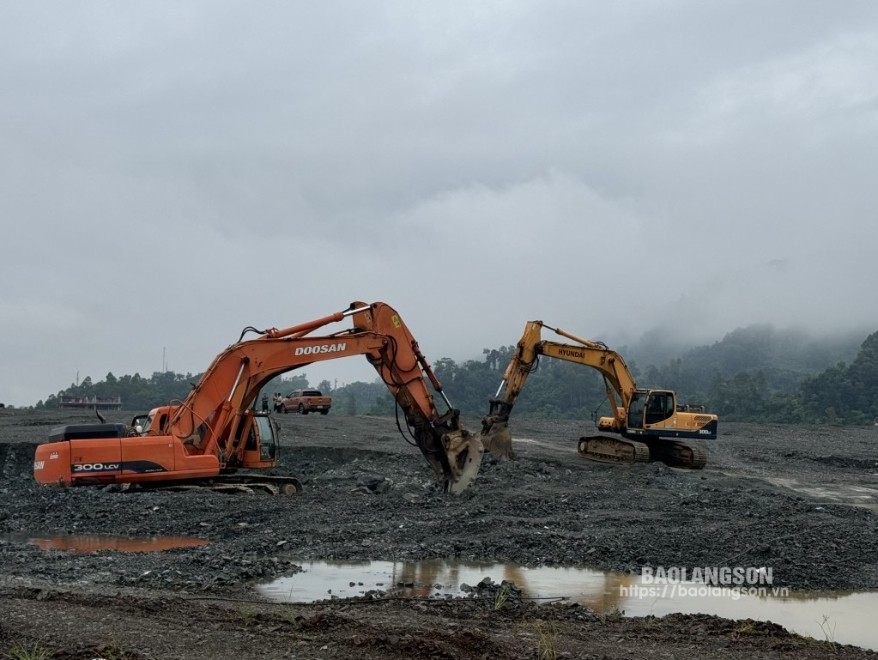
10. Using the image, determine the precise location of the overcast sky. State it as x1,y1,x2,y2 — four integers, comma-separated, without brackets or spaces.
2,1,877,406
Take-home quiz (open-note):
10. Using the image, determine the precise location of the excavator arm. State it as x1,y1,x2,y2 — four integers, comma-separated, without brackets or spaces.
537,326,638,427
163,302,483,492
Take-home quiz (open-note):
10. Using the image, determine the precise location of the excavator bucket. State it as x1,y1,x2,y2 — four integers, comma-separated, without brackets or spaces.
480,421,516,459
443,430,484,495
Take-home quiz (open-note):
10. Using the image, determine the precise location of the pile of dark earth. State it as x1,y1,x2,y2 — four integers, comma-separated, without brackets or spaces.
0,409,876,659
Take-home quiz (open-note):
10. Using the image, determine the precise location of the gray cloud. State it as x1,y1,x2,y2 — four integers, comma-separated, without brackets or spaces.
2,1,877,405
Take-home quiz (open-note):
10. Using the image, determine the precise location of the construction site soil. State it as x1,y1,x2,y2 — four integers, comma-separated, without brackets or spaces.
1,408,876,659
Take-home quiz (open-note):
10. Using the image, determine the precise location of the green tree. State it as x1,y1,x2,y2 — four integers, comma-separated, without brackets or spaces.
799,331,878,424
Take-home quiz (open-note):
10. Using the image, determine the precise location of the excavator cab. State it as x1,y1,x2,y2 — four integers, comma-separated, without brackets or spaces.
240,412,280,469
626,390,675,430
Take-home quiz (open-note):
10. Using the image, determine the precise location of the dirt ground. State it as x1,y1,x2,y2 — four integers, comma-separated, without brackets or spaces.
1,408,877,659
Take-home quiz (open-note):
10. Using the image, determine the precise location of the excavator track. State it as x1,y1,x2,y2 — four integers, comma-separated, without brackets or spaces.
135,474,303,495
648,440,708,469
578,435,651,465
578,435,708,469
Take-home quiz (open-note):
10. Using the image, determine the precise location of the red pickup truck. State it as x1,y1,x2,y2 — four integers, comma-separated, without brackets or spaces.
280,389,332,415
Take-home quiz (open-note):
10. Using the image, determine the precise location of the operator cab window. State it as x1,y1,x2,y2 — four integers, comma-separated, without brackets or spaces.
627,393,646,429
645,392,673,425
131,414,152,436
254,415,277,460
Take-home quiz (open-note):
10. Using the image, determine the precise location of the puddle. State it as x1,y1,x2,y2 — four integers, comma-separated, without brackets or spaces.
258,559,878,651
3,533,209,553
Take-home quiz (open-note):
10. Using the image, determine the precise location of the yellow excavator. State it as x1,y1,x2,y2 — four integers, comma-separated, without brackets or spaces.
480,321,717,469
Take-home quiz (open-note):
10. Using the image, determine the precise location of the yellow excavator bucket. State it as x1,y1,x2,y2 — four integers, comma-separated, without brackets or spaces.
480,421,516,460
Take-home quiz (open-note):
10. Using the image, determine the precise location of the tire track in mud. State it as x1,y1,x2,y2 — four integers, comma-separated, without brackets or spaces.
728,471,878,512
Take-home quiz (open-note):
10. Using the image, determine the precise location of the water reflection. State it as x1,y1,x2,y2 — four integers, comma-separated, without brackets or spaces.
258,559,878,651
3,532,209,553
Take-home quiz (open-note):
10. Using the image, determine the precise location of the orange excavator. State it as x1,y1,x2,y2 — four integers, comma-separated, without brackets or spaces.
34,302,484,494
480,321,717,469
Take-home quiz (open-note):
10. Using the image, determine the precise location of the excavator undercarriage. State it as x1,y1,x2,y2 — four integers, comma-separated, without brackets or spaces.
130,473,303,495
577,435,707,469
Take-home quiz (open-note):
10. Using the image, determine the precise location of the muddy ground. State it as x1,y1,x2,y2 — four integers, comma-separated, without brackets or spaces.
0,408,876,659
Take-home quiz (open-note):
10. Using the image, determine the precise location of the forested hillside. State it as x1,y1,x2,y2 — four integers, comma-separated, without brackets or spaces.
31,325,877,426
